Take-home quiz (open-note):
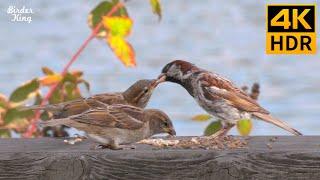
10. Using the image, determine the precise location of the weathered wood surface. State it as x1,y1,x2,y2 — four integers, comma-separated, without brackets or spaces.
0,136,319,180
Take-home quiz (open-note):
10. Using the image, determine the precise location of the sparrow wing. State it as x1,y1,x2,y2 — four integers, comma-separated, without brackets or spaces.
201,72,269,114
62,93,126,112
22,98,92,118
70,105,144,130
89,93,127,105
33,93,125,118
56,98,92,117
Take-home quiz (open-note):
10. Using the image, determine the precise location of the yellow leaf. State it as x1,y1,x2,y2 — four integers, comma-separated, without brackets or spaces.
236,119,253,136
150,0,162,20
88,1,129,38
107,36,136,67
40,74,63,86
102,16,133,37
192,114,212,121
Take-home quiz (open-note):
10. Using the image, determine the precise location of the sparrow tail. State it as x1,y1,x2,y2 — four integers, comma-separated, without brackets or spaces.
253,112,302,136
39,118,71,128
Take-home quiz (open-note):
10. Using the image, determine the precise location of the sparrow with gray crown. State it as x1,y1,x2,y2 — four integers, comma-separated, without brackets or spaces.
156,60,302,138
40,104,176,150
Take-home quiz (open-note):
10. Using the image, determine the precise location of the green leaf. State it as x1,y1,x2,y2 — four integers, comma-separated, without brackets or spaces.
34,93,43,105
150,0,162,20
63,73,78,84
40,111,50,121
88,0,128,38
65,83,75,99
0,129,10,138
192,114,212,121
236,119,252,136
64,83,81,101
4,108,34,124
204,120,222,136
41,67,55,75
9,79,40,103
49,88,63,104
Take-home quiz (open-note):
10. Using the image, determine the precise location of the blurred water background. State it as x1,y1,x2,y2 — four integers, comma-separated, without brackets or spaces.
0,0,319,136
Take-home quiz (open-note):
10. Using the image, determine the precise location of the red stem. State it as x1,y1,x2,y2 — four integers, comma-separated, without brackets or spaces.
23,2,124,137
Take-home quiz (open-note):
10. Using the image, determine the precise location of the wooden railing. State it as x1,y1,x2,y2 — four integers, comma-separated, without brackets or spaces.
0,136,319,180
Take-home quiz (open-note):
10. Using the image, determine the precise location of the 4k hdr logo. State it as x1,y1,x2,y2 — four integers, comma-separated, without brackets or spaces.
266,4,316,54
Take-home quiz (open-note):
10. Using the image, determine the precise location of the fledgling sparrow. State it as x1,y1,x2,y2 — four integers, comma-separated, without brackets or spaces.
156,60,302,137
23,79,158,118
40,104,176,150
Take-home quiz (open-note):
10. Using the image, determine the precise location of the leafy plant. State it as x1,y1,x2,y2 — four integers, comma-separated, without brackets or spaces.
87,0,163,66
1,0,163,137
0,67,89,137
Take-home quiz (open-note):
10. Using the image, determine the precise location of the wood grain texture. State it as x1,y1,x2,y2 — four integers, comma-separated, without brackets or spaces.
0,136,320,180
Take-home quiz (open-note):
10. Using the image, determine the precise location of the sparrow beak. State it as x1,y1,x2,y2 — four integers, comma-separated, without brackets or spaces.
155,73,167,85
167,128,176,136
150,79,159,89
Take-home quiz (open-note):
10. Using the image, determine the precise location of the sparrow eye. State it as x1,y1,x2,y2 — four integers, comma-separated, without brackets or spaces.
164,122,169,127
143,87,149,93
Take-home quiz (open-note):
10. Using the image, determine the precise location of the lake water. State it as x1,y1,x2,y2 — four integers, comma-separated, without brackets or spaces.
0,0,319,136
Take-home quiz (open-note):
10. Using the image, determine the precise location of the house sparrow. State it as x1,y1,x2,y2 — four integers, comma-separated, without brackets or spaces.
24,79,157,118
156,60,302,137
40,104,176,150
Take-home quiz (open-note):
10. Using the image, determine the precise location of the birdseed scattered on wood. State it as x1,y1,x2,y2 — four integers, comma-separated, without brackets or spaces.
63,137,84,145
139,136,247,150
266,143,273,149
138,139,179,147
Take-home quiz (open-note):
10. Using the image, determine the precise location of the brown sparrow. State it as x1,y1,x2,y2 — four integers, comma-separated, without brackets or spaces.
24,79,157,118
156,60,302,137
40,104,176,150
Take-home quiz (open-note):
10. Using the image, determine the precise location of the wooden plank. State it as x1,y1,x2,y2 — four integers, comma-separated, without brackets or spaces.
0,136,319,180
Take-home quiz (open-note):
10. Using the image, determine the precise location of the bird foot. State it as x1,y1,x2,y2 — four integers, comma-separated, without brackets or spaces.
118,145,136,150
208,134,224,140
200,133,226,141
90,144,111,150
205,125,234,141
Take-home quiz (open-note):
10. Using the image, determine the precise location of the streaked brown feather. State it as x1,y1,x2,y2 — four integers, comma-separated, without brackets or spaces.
71,105,144,130
89,93,125,105
200,72,269,114
46,93,126,118
23,80,157,119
